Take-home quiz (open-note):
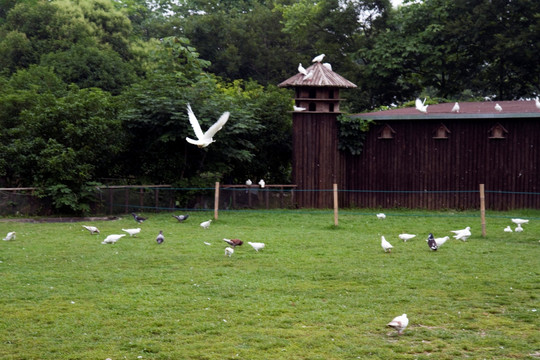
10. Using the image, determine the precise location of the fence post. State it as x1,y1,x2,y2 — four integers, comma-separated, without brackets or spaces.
333,183,339,226
479,184,486,237
214,182,220,220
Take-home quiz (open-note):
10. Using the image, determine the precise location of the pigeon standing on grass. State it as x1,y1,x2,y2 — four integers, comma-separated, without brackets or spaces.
156,230,164,244
3,232,16,241
185,104,230,148
131,213,147,223
381,236,393,252
427,233,438,251
434,236,449,247
515,224,524,232
101,234,125,244
504,226,513,232
82,226,100,235
387,314,409,335
451,226,471,241
172,214,189,222
225,247,234,257
377,213,386,219
122,228,141,237
223,238,243,247
247,242,265,252
200,220,212,229
399,233,416,242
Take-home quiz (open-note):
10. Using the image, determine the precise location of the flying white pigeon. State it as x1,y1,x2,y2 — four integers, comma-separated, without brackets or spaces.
185,104,230,148
101,234,125,244
312,54,325,63
172,214,189,222
3,231,16,241
156,230,165,244
225,247,234,257
247,242,265,252
293,105,306,111
511,218,529,225
398,234,416,242
82,225,100,235
303,70,314,81
387,314,409,335
451,102,460,113
427,233,438,251
298,63,308,76
376,213,386,219
451,226,471,241
503,226,513,232
245,179,252,186
515,224,524,232
381,236,393,252
495,103,502,112
200,220,212,229
535,97,540,110
322,63,332,71
434,236,449,247
258,179,265,188
122,228,141,237
415,98,428,113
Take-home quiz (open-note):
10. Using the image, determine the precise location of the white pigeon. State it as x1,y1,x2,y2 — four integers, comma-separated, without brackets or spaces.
451,226,471,241
415,98,428,113
122,228,141,237
376,213,386,219
101,234,125,244
515,224,523,232
246,179,252,186
451,102,460,113
225,247,234,257
82,225,100,235
434,236,449,247
511,218,529,225
303,70,314,80
387,314,409,335
293,105,306,111
503,226,513,232
3,231,16,241
200,220,212,229
204,242,212,246
298,63,308,76
535,97,540,110
258,179,265,188
495,103,502,112
247,242,265,252
381,236,393,252
312,54,325,63
185,104,230,148
398,233,416,242
322,63,332,71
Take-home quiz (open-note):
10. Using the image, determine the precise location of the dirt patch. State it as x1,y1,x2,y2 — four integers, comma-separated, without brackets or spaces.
0,216,120,223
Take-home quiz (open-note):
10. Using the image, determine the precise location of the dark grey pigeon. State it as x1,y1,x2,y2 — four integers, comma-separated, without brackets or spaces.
156,230,164,244
172,214,189,222
427,233,438,251
132,213,147,223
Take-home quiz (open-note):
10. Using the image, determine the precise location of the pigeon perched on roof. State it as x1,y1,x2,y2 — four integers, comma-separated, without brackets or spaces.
515,224,524,232
312,54,325,63
504,226,513,232
427,233,438,251
376,213,386,219
223,238,243,247
156,230,164,244
399,234,416,242
122,228,141,237
200,220,212,229
172,214,189,222
298,63,308,76
322,63,332,71
303,70,314,80
451,226,471,241
381,236,393,252
247,242,265,252
82,225,100,235
535,97,540,110
451,102,460,113
415,98,428,113
101,234,125,244
387,314,408,335
511,218,529,225
258,179,265,188
3,232,16,241
495,103,502,112
245,179,252,186
185,104,230,148
131,213,147,223
225,247,234,257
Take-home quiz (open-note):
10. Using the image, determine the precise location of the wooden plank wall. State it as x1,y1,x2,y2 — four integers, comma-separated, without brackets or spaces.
292,114,540,210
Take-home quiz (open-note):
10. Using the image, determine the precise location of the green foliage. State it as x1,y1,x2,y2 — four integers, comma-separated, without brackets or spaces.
337,114,374,156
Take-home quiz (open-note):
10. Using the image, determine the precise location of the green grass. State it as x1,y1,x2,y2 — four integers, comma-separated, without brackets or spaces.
1,209,539,359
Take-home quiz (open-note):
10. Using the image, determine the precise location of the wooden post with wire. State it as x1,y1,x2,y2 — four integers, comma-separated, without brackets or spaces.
333,183,339,226
214,182,220,220
479,183,486,237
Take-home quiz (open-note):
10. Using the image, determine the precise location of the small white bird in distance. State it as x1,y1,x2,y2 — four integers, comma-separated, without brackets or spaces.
3,231,16,241
495,103,502,112
381,236,393,252
248,242,265,252
303,70,314,81
82,225,100,235
322,63,332,71
312,54,325,63
451,226,471,241
258,179,265,188
376,213,386,219
503,226,513,232
225,247,234,257
204,242,212,246
298,63,308,76
122,228,141,237
535,97,540,110
293,105,306,111
185,104,230,148
415,98,428,113
101,234,125,244
245,179,252,186
398,233,416,242
200,220,212,229
451,102,460,113
515,224,524,232
387,314,409,335
511,218,529,225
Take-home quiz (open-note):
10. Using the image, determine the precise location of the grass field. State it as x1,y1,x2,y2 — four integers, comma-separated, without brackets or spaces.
1,209,539,359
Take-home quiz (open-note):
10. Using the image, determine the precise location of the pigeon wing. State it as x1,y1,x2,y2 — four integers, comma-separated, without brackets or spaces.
186,104,205,140
203,111,230,138
415,98,423,109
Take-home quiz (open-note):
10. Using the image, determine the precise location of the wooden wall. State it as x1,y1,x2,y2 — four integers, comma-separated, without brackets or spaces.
292,115,540,210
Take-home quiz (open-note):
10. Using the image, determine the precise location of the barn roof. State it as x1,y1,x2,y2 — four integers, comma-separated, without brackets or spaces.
351,100,540,120
278,62,357,88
